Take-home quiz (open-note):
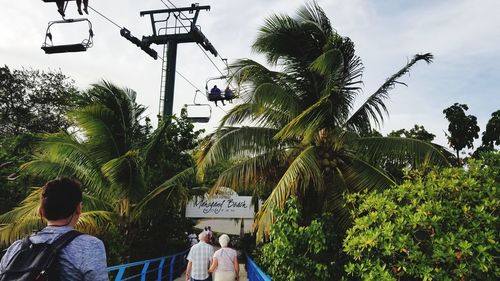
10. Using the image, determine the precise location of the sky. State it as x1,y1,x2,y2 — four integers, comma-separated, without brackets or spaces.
1,0,499,153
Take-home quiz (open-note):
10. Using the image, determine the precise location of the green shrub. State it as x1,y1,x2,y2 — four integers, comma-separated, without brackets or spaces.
343,153,499,281
259,198,330,281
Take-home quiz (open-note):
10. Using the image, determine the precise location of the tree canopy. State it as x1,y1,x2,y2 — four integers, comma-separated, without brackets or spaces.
482,110,500,148
443,103,480,160
0,65,80,137
0,81,201,262
344,152,500,280
196,2,450,239
388,124,435,142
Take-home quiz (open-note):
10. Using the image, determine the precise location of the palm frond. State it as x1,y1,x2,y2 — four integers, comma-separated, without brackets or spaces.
296,1,333,37
101,150,145,202
308,49,343,77
228,59,279,96
219,82,301,128
342,156,396,193
70,104,124,159
142,120,169,164
76,210,116,235
134,167,195,218
274,95,337,143
355,137,450,168
211,148,292,193
21,134,111,200
253,82,302,121
196,127,281,181
346,53,433,132
322,167,352,230
253,13,304,65
254,145,323,239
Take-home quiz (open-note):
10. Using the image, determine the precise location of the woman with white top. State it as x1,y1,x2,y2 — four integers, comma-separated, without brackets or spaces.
208,234,240,281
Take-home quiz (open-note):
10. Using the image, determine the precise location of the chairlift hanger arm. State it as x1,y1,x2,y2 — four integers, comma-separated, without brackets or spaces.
206,76,227,85
205,75,227,88
140,4,210,37
139,5,210,17
120,28,158,59
48,18,90,25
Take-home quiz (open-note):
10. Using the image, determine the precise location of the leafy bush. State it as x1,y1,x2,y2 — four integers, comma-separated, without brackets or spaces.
259,198,330,281
343,152,499,280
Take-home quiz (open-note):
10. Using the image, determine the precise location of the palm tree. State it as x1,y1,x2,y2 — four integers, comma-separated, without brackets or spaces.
0,81,194,251
196,2,450,239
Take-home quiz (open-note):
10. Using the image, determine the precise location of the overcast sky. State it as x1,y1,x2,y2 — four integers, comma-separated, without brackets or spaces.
1,0,499,152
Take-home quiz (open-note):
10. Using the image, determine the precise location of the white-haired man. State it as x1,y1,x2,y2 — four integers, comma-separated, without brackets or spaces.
186,231,214,281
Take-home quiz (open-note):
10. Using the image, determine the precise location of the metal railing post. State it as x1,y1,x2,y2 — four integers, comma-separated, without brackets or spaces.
107,249,190,281
169,255,177,281
246,253,272,281
114,268,126,281
157,257,166,281
141,261,151,281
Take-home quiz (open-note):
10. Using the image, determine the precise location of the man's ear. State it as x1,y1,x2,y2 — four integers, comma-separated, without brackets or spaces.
75,202,82,215
38,206,44,218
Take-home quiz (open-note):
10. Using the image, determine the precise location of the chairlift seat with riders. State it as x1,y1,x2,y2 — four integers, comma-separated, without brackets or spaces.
205,76,237,105
41,18,94,54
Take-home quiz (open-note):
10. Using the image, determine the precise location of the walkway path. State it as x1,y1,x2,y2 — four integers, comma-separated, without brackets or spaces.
175,264,248,281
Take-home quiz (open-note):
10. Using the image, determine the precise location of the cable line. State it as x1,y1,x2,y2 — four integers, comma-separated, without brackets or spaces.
87,5,122,29
159,0,228,78
71,3,225,117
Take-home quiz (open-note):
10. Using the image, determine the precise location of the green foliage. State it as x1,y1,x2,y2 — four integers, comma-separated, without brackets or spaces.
482,110,500,148
0,65,80,136
0,134,40,213
0,81,202,262
443,103,480,160
388,124,435,142
0,65,81,215
143,109,202,189
259,198,330,281
197,1,447,240
385,125,438,181
343,152,500,280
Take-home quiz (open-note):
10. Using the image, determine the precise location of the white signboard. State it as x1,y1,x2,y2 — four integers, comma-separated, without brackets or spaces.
186,195,255,218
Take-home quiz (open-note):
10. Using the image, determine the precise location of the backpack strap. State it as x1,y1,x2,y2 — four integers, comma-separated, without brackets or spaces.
50,230,82,252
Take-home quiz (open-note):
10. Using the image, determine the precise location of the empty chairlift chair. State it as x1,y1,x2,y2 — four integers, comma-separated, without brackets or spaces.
41,18,94,54
185,90,212,123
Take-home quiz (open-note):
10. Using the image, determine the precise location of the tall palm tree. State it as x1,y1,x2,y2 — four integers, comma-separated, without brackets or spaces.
0,81,192,247
196,2,450,239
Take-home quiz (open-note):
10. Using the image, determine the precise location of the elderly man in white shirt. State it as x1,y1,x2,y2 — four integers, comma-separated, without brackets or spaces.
186,231,214,281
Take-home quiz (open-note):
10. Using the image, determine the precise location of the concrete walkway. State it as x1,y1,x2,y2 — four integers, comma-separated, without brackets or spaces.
175,264,248,281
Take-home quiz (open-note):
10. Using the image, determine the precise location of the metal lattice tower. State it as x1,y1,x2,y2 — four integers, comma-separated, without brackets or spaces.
140,3,218,121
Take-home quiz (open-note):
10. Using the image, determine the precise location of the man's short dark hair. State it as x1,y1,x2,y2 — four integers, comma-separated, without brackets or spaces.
41,177,83,220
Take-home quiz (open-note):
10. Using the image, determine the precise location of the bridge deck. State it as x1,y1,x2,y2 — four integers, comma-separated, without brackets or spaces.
175,264,248,281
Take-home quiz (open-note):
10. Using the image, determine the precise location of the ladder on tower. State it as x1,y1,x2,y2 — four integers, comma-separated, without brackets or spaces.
158,44,168,120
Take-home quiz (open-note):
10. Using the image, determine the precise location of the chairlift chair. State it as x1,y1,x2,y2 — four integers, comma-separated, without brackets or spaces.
205,75,237,104
185,90,212,123
41,18,94,54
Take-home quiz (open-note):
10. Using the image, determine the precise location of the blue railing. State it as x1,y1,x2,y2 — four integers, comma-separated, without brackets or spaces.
245,254,271,281
107,249,189,281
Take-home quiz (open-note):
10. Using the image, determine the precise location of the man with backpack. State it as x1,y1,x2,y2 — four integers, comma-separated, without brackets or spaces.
0,177,109,281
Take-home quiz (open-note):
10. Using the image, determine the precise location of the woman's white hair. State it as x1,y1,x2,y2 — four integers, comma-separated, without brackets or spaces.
218,234,230,247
